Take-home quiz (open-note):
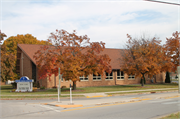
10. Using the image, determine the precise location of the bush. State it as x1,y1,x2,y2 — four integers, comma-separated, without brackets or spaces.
175,75,178,79
40,86,45,90
52,86,57,89
165,72,171,83
61,86,66,89
11,82,17,89
12,89,16,92
33,87,38,92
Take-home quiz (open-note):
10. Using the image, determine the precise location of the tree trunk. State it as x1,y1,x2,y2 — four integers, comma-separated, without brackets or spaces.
141,74,145,87
154,75,156,83
73,81,76,90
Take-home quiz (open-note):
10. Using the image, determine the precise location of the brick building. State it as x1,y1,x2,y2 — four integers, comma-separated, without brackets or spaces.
16,44,165,88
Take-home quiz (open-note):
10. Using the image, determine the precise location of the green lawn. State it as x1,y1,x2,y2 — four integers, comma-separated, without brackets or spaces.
0,83,178,96
160,112,180,119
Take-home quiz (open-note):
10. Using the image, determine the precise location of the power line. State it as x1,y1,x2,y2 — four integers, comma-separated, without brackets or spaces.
144,0,180,6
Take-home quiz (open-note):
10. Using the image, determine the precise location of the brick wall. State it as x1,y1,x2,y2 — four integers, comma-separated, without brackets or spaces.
42,71,165,88
17,49,165,88
0,81,6,85
22,52,32,79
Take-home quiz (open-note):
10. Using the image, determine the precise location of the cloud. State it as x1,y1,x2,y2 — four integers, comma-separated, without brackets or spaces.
1,0,179,48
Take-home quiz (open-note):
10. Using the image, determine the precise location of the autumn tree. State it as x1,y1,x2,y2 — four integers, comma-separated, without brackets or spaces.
164,31,180,72
1,34,49,81
0,30,7,44
121,34,172,86
34,29,112,90
0,31,8,82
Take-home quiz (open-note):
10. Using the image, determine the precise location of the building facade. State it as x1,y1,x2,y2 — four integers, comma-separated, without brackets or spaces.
16,44,165,88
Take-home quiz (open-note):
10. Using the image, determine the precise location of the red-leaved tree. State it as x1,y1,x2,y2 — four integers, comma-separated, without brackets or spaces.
164,31,180,72
121,34,173,86
34,29,112,90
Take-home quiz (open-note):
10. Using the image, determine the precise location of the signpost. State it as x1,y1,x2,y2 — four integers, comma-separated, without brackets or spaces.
69,84,73,105
58,68,61,102
15,76,34,92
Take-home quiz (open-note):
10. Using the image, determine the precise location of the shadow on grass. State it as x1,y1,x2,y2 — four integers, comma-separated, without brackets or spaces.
1,85,13,90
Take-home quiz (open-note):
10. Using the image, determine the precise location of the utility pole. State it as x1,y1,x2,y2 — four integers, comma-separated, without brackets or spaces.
144,0,180,6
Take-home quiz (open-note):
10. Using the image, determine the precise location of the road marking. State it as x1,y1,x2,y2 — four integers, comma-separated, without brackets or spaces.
61,101,141,112
56,104,83,108
86,95,112,98
86,95,104,98
39,105,61,112
140,98,152,101
132,97,140,99
165,95,180,99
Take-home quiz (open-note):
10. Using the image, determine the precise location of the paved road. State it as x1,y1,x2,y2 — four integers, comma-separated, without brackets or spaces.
0,92,180,119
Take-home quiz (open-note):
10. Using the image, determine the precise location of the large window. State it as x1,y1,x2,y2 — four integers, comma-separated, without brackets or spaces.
79,75,88,81
128,75,135,79
93,74,101,80
106,72,113,80
117,70,124,80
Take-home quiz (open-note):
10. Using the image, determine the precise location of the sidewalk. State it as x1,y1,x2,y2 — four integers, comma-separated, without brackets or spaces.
43,90,180,108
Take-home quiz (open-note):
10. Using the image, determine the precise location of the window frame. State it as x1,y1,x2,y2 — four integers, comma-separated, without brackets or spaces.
79,75,88,81
128,75,135,80
93,74,101,81
117,70,124,80
105,71,113,80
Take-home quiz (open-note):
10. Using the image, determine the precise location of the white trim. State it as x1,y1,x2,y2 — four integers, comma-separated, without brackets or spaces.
117,70,124,80
93,74,101,81
79,75,89,81
105,72,113,80
128,75,135,80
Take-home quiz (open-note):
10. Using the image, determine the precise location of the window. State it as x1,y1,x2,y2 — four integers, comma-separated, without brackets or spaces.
128,75,135,79
117,70,124,80
106,72,113,80
79,75,88,81
93,74,101,80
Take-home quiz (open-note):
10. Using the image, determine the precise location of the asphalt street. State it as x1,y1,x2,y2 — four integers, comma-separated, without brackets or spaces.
0,92,180,119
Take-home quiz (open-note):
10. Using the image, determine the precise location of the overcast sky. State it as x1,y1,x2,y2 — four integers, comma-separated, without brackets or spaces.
1,0,179,48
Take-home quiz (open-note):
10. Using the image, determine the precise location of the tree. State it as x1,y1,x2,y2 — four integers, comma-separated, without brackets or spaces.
1,34,49,81
165,71,171,83
164,31,180,72
34,29,112,90
121,34,172,86
3,34,48,56
0,30,7,44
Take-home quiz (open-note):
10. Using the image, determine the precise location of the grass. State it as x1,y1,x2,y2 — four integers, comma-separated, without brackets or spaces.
160,112,180,119
1,95,85,99
0,83,178,99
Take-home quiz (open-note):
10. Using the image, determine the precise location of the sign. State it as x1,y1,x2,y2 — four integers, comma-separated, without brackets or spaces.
15,76,34,92
15,76,33,82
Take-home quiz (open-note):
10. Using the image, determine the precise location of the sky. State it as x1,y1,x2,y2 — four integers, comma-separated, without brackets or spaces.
0,0,180,49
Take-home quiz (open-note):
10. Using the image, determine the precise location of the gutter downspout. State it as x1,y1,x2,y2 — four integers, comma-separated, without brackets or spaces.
21,53,24,76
